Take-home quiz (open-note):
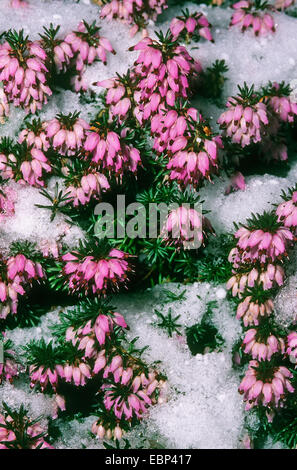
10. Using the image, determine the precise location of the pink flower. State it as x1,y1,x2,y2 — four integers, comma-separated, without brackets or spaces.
66,308,127,359
218,95,268,147
62,21,115,91
229,218,293,267
287,332,297,364
227,264,285,297
0,186,16,222
152,107,199,154
0,151,16,180
95,75,138,123
264,82,297,123
129,35,202,120
225,172,246,195
84,126,141,179
161,206,214,249
7,254,44,284
0,408,53,449
100,0,168,36
45,113,89,156
165,114,223,188
7,143,52,188
66,171,110,207
0,33,51,114
18,120,49,152
0,88,9,121
10,0,28,8
102,368,162,422
29,364,62,392
0,343,18,384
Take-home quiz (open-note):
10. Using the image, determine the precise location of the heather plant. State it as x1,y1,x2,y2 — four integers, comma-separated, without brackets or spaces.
1,0,297,451
0,402,53,449
227,188,297,446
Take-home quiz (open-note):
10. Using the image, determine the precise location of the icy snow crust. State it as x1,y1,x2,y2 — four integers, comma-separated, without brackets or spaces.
0,0,297,449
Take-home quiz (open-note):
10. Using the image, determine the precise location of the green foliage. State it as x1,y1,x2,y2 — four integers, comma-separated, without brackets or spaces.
0,402,47,449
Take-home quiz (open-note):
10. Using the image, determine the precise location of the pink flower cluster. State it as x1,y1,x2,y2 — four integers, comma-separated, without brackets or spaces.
268,89,297,124
286,332,297,363
151,107,198,154
18,121,49,152
257,82,297,161
44,113,90,155
62,247,131,295
0,186,16,222
66,312,127,354
161,206,214,249
96,76,137,124
239,361,294,410
29,364,61,392
102,368,161,420
7,253,44,284
170,11,213,43
243,329,285,361
100,0,168,37
93,378,168,440
230,1,276,36
29,359,92,391
166,121,223,187
84,127,141,179
0,88,9,122
66,171,110,207
227,203,297,413
229,224,293,266
26,297,167,439
10,0,28,7
130,36,202,121
0,252,45,319
0,343,18,384
227,264,285,297
218,96,268,147
60,21,115,92
0,33,52,114
0,410,53,449
219,80,297,161
276,191,297,231
236,296,274,326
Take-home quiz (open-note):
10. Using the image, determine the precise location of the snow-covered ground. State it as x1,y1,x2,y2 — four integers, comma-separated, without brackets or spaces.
0,0,297,449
